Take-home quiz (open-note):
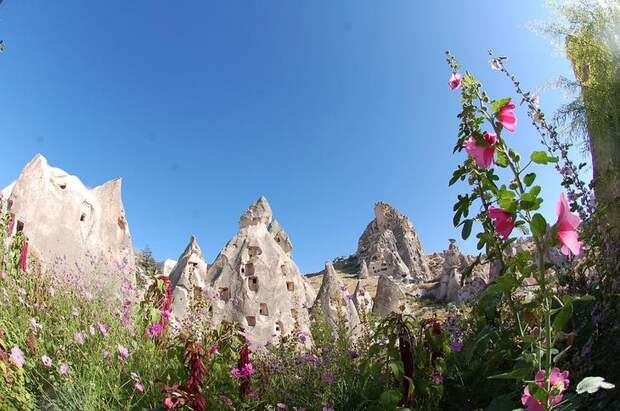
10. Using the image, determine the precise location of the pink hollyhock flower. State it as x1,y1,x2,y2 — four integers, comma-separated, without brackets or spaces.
464,131,498,168
20,240,28,271
117,344,129,360
521,368,570,411
98,323,109,337
41,355,53,368
448,72,462,90
555,194,582,256
498,100,517,133
59,363,69,375
230,367,243,378
164,397,177,409
10,347,25,367
488,207,515,240
241,362,254,377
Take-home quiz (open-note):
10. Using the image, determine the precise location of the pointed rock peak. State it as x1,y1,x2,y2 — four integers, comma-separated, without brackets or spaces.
240,195,272,228
354,279,364,294
358,260,369,279
268,218,293,254
325,261,338,279
184,235,203,257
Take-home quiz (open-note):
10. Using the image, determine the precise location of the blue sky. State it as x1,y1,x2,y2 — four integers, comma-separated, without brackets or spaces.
0,1,586,273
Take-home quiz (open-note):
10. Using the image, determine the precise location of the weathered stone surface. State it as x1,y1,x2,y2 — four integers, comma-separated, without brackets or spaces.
357,202,431,282
311,261,360,334
352,279,373,315
358,259,369,279
268,219,292,256
169,236,209,320
372,274,407,318
2,154,133,278
204,196,316,346
157,259,178,277
427,239,489,303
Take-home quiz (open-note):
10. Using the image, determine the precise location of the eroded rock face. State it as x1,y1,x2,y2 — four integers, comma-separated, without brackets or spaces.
358,260,369,279
372,274,407,318
352,279,373,316
357,202,431,282
311,261,360,335
205,196,316,346
169,236,209,320
3,154,133,279
157,259,178,277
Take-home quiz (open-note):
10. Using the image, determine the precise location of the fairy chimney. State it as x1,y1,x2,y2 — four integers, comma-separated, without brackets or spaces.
169,236,209,320
372,274,407,318
2,154,133,282
358,260,369,279
352,279,373,315
311,261,360,335
206,196,316,346
357,202,431,282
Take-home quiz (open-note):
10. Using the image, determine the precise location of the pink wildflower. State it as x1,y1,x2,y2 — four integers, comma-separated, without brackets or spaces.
74,331,85,345
41,355,53,368
134,382,144,392
98,323,109,337
10,347,25,367
146,323,163,338
59,363,69,375
117,344,129,360
277,403,288,409
448,72,462,90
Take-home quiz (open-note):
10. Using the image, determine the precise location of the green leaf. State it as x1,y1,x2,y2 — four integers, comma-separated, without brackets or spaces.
524,173,536,187
462,219,473,240
488,367,532,380
380,389,402,407
491,97,511,113
530,213,547,237
495,151,509,168
552,302,573,333
389,360,404,381
576,376,616,394
531,151,559,165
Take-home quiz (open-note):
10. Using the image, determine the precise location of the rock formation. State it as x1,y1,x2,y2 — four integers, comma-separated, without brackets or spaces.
426,239,489,303
357,202,431,282
204,196,316,346
358,260,369,279
157,259,178,277
352,279,373,315
311,261,360,335
169,236,209,320
2,154,133,278
372,274,407,318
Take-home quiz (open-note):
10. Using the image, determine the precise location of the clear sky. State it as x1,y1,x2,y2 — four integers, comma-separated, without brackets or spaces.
0,1,587,273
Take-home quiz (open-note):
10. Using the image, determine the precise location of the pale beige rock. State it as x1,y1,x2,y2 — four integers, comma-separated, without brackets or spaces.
311,261,360,335
358,259,369,279
169,236,209,320
157,259,178,277
372,274,407,318
352,279,373,315
268,219,293,256
3,154,133,280
357,202,432,282
205,196,316,346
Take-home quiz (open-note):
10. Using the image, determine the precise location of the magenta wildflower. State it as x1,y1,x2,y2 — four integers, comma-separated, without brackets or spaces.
59,363,69,375
41,355,53,368
117,344,129,360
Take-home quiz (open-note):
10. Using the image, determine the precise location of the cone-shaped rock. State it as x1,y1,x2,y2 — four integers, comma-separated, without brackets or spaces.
311,261,360,335
206,196,316,346
357,202,431,282
358,260,369,279
352,279,373,315
169,236,209,319
268,219,293,255
3,154,133,281
372,274,407,318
